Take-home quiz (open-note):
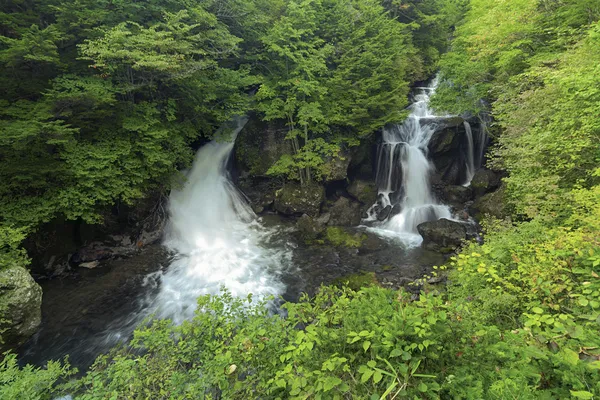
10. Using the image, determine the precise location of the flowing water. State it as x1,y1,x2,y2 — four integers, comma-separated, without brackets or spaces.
365,78,452,245
20,117,293,367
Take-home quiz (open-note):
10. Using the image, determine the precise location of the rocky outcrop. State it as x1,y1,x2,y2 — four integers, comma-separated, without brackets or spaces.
417,218,467,253
235,115,293,177
470,169,501,197
443,185,473,204
471,185,509,219
427,116,463,155
0,265,42,351
327,197,362,226
322,149,352,183
296,214,327,242
347,180,377,206
274,183,325,217
238,177,280,213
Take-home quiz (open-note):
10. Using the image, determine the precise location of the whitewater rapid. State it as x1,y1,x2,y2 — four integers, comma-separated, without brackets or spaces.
365,78,452,245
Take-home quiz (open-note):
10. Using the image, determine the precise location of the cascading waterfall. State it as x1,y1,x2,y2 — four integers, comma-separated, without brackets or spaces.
366,78,451,245
21,118,292,367
147,117,289,324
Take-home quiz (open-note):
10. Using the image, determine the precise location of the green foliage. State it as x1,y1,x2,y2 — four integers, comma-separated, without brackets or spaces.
0,226,29,271
433,0,600,222
0,353,74,400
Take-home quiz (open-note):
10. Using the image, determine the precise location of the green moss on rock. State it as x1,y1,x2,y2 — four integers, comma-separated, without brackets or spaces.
334,272,379,291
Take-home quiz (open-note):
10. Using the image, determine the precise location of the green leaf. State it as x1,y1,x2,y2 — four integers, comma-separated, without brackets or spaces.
570,391,594,399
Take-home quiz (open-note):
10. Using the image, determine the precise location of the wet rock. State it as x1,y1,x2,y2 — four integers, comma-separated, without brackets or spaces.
444,185,473,204
377,205,392,221
417,218,467,253
0,265,42,351
470,169,501,197
70,241,135,265
328,197,362,226
78,261,100,269
358,231,388,253
238,178,280,213
347,180,377,205
296,214,326,242
274,183,325,217
471,186,508,219
428,122,461,156
390,204,402,218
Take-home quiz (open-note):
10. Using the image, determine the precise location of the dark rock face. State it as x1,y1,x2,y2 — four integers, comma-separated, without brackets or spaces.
470,169,501,197
0,265,42,352
238,177,280,213
274,183,325,217
328,197,362,226
428,117,463,155
471,186,508,219
322,149,352,183
347,180,377,206
234,115,292,177
444,185,474,204
417,218,467,253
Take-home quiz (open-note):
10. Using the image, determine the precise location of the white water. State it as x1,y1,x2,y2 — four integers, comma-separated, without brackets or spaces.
463,121,475,185
152,118,288,324
366,78,452,245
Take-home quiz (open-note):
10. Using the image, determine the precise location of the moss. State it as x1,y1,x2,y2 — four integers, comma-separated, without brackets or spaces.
334,272,379,291
381,265,393,271
324,227,365,248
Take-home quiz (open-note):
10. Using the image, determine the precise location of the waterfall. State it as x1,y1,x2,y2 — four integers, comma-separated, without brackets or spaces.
152,117,288,324
463,121,475,186
366,78,451,245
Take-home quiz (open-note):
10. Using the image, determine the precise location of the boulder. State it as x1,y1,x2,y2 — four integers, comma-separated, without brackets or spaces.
471,186,509,220
377,205,392,221
470,169,501,197
347,180,378,206
274,183,325,217
322,150,352,182
428,123,461,156
296,214,326,242
444,185,473,204
0,266,42,351
417,218,467,253
328,197,362,227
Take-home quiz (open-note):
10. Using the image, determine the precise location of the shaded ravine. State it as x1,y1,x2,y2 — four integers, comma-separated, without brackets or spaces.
20,118,296,368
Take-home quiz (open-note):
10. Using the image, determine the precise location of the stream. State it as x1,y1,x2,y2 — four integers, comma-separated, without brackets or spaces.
19,78,481,370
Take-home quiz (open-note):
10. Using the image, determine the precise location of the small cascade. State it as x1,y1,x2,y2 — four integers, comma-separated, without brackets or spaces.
463,121,475,185
366,78,452,245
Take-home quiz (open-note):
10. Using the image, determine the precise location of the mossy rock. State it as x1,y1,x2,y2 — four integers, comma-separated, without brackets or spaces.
470,169,501,198
274,183,325,217
235,115,292,177
0,265,42,351
334,272,379,291
471,186,509,220
347,180,377,205
324,227,366,248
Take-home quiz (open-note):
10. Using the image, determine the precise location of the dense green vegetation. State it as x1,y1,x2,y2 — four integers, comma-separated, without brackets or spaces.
0,0,460,266
2,0,600,398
